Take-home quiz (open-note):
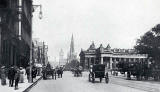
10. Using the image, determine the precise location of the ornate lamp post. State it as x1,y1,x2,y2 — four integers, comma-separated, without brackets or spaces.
28,4,43,83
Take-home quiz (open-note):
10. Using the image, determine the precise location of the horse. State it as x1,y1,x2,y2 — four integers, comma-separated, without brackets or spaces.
57,68,63,78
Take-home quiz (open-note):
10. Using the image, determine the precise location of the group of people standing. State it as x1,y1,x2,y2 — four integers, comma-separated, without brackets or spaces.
0,65,37,90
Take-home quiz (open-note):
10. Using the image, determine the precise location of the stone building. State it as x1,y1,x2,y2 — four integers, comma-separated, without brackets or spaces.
0,0,32,68
59,49,66,66
79,42,148,70
32,39,48,66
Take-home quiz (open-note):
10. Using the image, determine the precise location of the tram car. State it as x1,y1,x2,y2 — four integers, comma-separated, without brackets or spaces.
88,64,109,83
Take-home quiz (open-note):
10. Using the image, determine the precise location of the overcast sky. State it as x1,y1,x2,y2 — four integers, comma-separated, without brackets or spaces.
32,0,160,61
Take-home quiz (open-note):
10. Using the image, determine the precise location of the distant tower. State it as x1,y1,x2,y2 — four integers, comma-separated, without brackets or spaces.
70,34,75,59
59,49,64,66
68,34,77,62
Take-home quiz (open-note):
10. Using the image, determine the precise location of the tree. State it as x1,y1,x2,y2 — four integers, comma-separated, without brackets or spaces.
134,24,160,68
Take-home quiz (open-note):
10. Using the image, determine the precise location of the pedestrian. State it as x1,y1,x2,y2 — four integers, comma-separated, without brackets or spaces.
1,66,6,85
14,67,20,90
57,68,61,78
26,66,31,82
8,66,16,87
32,66,37,81
106,72,109,83
60,67,63,78
19,67,25,83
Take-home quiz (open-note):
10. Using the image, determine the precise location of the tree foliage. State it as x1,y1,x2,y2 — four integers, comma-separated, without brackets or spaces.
134,24,160,66
65,59,80,70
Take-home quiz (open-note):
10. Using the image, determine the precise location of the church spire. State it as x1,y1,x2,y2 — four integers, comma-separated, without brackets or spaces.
68,34,77,62
70,34,74,54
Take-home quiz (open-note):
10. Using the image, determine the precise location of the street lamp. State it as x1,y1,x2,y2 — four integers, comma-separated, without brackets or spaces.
32,5,43,19
28,4,43,83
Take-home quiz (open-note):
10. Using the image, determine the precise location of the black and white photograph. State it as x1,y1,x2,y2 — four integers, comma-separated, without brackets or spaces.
0,0,160,92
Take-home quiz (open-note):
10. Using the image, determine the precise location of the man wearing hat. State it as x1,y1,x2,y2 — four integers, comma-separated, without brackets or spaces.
8,66,16,87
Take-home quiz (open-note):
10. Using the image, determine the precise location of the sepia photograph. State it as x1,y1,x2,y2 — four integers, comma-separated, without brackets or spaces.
0,0,160,92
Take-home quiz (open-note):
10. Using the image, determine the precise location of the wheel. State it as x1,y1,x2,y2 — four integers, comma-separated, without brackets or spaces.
89,74,91,82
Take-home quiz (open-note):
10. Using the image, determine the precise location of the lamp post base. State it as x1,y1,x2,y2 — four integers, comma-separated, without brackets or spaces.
28,76,33,83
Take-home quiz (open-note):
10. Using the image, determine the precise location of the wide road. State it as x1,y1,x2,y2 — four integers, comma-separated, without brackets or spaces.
110,75,160,92
30,71,148,92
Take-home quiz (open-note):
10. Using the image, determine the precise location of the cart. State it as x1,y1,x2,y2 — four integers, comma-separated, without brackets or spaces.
88,64,109,83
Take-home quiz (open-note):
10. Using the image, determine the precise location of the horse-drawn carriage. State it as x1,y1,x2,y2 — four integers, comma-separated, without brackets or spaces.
88,64,109,83
73,66,82,77
42,64,56,80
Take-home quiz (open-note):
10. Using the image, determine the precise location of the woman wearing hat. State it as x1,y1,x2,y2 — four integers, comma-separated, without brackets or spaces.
19,67,25,83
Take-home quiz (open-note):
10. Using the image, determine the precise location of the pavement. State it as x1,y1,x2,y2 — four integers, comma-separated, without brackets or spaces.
29,71,147,92
0,75,42,92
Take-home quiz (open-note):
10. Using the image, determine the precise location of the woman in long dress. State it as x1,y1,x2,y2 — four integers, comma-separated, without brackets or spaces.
19,67,25,83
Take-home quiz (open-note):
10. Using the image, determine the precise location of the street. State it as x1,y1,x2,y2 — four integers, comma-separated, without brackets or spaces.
30,71,149,92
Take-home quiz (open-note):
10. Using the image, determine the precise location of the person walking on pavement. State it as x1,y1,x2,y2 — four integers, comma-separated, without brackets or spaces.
8,66,16,87
32,66,37,81
26,66,32,82
19,67,25,83
14,67,20,90
1,66,6,85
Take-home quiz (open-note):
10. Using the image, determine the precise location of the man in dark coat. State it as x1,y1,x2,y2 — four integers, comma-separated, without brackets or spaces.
32,66,37,81
26,66,32,82
8,66,16,87
14,67,20,90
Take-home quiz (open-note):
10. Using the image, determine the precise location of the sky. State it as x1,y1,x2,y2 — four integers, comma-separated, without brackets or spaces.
32,0,160,62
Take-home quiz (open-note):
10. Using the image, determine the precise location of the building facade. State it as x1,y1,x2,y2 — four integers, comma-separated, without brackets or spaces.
0,0,21,67
59,49,66,66
0,0,32,68
32,39,48,66
79,42,148,70
18,0,32,67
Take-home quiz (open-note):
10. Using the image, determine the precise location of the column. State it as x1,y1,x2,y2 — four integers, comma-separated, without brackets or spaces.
101,57,103,64
110,57,113,69
112,58,116,69
119,58,121,62
84,57,88,69
128,58,131,62
89,57,91,66
94,57,96,64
